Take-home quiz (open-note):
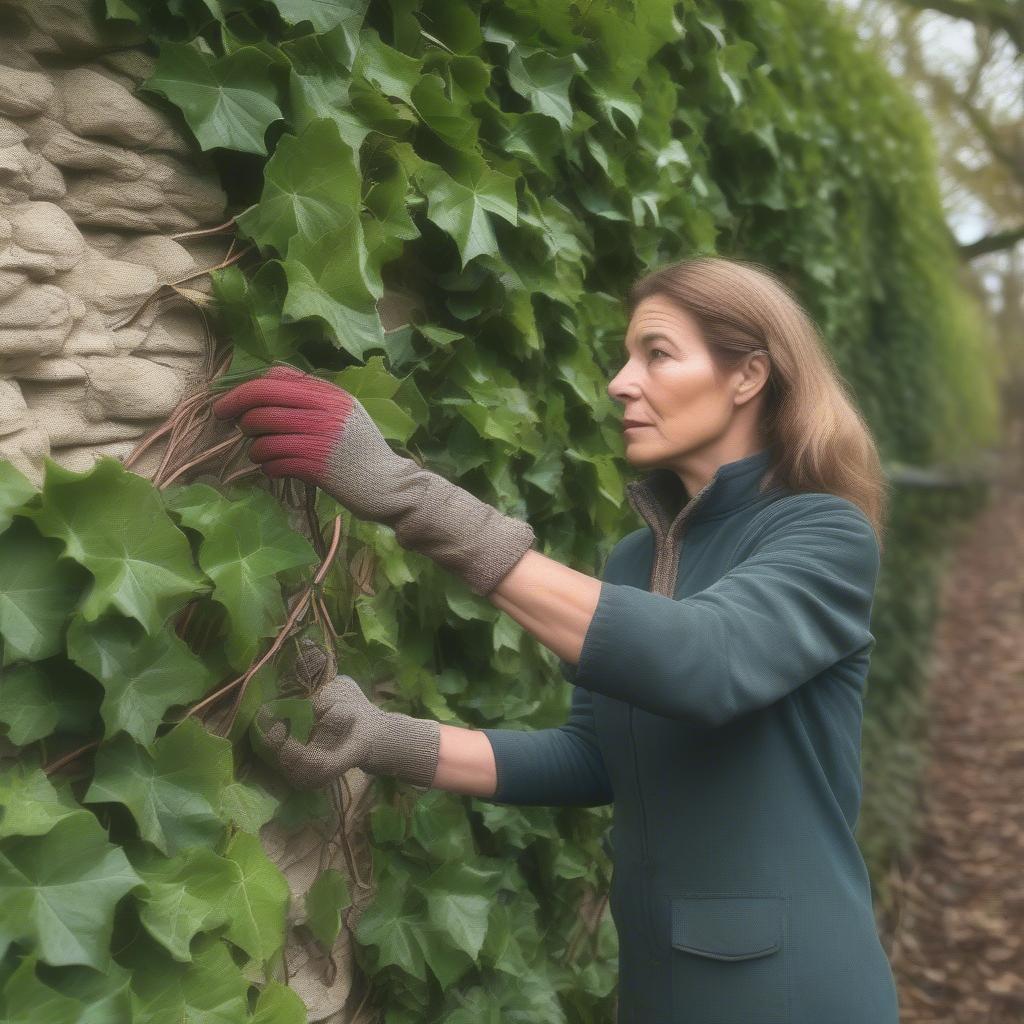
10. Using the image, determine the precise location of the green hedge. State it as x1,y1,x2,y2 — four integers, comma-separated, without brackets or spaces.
0,0,1001,1021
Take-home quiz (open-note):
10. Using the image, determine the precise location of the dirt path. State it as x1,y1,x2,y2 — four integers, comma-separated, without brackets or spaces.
884,407,1024,1023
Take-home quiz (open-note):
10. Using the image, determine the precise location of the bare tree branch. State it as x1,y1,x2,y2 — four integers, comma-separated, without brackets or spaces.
960,224,1024,259
900,0,1024,53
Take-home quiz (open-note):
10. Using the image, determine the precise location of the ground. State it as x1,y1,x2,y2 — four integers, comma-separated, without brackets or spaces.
883,406,1024,1022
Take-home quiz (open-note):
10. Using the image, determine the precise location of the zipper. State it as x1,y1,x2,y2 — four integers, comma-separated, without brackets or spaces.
624,473,716,965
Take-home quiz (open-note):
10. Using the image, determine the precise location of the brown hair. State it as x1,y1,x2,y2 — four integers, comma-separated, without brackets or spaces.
627,256,889,552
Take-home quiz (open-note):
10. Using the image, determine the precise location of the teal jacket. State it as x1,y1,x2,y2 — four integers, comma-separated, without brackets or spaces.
481,448,900,1024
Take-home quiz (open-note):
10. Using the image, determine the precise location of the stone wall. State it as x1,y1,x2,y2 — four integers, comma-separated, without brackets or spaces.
0,0,228,485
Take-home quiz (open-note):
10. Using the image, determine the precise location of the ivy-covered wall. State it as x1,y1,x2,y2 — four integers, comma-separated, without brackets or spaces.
0,0,1001,1021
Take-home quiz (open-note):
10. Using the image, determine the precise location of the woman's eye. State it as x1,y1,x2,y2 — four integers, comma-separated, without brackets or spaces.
649,348,667,360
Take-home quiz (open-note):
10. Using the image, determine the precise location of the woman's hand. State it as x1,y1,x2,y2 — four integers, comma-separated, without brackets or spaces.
253,674,441,790
210,364,416,519
212,364,536,596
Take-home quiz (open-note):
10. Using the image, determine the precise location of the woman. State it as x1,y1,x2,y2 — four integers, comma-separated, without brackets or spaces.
212,255,900,1024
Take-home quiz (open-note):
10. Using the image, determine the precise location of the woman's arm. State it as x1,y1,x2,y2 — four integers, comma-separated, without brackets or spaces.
501,496,881,726
433,684,614,807
432,723,498,797
487,549,602,667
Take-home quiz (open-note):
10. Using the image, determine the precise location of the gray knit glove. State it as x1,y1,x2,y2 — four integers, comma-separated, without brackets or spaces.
211,365,536,596
254,675,441,790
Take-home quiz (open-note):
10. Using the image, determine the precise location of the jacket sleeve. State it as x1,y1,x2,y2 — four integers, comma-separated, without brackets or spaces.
563,497,881,727
479,677,614,807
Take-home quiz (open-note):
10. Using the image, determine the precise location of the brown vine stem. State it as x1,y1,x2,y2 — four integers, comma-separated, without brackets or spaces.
125,350,233,478
160,432,246,488
108,244,255,333
121,391,208,469
221,463,263,485
43,739,100,777
168,216,240,241
180,516,343,733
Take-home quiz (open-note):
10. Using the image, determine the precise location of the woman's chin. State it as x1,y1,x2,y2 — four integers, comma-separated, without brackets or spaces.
623,445,665,469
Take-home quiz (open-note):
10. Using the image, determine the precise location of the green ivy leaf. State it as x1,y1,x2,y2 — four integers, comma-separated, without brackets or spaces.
424,862,498,961
31,459,207,636
0,519,84,665
0,664,58,745
409,72,477,150
251,980,307,1023
122,933,251,1024
130,845,235,962
39,957,134,1022
168,487,318,671
220,780,279,832
505,47,576,130
210,262,301,365
354,589,399,651
333,356,419,442
141,42,283,154
414,158,518,269
66,615,218,748
282,220,385,359
0,811,142,969
235,117,362,258
354,866,427,981
0,764,80,840
219,830,290,963
84,720,233,857
410,789,476,861
268,0,368,38
0,461,35,532
304,867,350,948
352,26,422,106
0,952,82,1024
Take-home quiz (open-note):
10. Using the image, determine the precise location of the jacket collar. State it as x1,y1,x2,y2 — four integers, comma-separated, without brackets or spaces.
625,447,778,540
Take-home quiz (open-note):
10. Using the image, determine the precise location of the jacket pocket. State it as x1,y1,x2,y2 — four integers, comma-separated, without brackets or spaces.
670,895,789,1023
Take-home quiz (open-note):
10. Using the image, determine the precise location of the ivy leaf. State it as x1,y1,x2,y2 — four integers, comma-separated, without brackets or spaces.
220,780,279,832
304,867,350,948
0,664,58,745
235,117,362,258
122,933,251,1024
209,262,302,365
424,862,498,962
0,811,142,969
333,356,418,443
411,789,477,861
352,26,422,107
414,157,518,269
0,764,80,839
163,482,234,537
0,461,35,532
185,491,318,671
66,615,217,748
409,72,478,150
84,720,233,857
251,980,307,1024
282,26,369,135
0,952,82,1024
268,0,368,38
0,519,84,665
219,831,290,963
37,958,134,1023
354,589,399,651
282,220,386,359
354,868,427,981
505,47,576,131
130,845,235,962
31,459,207,636
141,42,283,154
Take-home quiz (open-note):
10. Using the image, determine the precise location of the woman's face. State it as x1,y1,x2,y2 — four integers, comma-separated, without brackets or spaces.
607,295,765,470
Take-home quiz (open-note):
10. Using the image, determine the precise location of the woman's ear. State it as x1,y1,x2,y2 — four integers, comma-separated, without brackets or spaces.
735,351,771,402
